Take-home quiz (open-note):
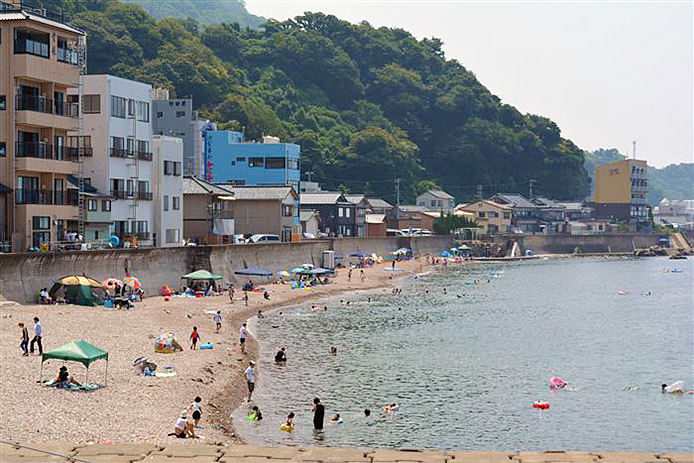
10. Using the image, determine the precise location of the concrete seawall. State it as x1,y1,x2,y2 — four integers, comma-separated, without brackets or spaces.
0,236,452,303
489,233,662,255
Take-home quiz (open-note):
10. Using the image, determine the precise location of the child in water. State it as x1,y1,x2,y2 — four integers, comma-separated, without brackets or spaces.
281,412,295,431
249,405,262,420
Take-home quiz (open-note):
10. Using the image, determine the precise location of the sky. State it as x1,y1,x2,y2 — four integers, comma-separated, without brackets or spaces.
245,0,693,168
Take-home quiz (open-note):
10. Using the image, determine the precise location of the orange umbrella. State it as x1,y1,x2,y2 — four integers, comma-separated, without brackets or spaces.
123,275,141,290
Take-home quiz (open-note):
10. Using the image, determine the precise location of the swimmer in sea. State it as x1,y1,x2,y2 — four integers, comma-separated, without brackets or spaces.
443,288,447,295
329,346,337,355
331,413,343,423
364,409,371,418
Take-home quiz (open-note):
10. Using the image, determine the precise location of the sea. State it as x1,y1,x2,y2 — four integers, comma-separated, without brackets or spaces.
233,256,694,451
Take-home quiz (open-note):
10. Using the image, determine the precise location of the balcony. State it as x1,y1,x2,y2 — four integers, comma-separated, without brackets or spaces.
65,146,93,159
16,189,52,205
110,148,128,158
16,141,52,159
136,191,153,201
137,151,153,161
134,232,150,240
57,47,79,65
16,94,52,114
111,190,127,199
15,95,79,130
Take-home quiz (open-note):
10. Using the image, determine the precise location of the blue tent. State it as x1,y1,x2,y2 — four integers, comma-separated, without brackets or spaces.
235,267,273,277
440,251,452,258
349,252,370,258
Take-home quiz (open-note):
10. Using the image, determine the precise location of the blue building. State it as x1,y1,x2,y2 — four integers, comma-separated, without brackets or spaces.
204,132,301,193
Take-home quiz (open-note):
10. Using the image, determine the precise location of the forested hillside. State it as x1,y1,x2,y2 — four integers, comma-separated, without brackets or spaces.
43,0,590,203
584,149,693,204
122,0,264,28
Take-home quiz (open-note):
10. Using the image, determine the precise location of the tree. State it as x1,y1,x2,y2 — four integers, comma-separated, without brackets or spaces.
433,213,477,235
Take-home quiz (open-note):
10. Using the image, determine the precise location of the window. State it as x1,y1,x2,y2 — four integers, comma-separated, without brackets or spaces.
430,200,436,207
345,208,351,218
478,212,486,218
164,161,173,175
110,178,125,195
127,180,134,197
87,199,97,211
137,140,149,154
265,157,286,169
54,135,64,160
83,95,100,114
503,212,511,219
127,99,135,117
288,158,299,170
0,142,5,157
57,38,78,64
176,111,185,118
138,181,150,193
0,95,5,110
137,101,149,122
173,162,181,176
14,28,49,58
32,216,50,230
236,157,246,162
111,96,126,118
157,111,163,118
102,200,111,212
126,137,135,155
172,196,180,210
283,205,293,217
488,211,499,218
163,195,169,211
338,208,343,218
249,157,264,167
166,229,180,243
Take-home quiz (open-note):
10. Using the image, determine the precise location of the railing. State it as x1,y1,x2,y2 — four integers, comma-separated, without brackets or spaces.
16,94,52,113
134,232,150,240
14,38,49,58
136,191,153,200
15,188,52,205
110,190,127,199
54,102,79,118
137,151,153,161
15,141,52,159
65,146,92,159
1,1,67,22
110,147,127,158
57,47,78,65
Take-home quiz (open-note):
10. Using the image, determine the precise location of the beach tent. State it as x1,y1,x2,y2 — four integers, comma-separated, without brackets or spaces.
234,268,273,277
182,270,223,292
440,250,452,258
349,252,370,258
393,247,412,255
40,340,109,385
49,275,105,306
458,244,472,250
155,332,183,353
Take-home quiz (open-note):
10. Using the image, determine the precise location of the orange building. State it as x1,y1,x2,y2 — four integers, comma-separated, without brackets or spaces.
594,159,649,222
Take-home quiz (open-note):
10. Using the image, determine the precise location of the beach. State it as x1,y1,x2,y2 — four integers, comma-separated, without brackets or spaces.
0,257,429,445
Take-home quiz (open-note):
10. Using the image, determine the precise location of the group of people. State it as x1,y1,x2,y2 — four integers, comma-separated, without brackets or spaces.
18,317,42,355
347,268,367,283
170,396,205,438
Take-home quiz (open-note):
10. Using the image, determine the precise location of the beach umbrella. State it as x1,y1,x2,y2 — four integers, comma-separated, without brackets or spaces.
102,278,123,289
300,263,315,270
182,270,223,280
440,251,452,258
393,247,411,255
289,267,304,274
277,270,291,277
349,252,369,258
234,267,273,277
123,275,141,290
57,275,103,288
458,244,471,250
309,268,333,275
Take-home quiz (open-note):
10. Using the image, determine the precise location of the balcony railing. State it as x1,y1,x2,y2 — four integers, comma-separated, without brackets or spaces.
54,102,79,118
136,191,153,200
16,94,52,113
110,148,128,158
65,146,92,159
57,47,79,65
16,141,52,159
134,232,150,240
110,190,127,199
137,151,153,161
16,188,52,205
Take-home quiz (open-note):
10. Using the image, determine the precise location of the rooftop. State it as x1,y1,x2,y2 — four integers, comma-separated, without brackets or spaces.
398,205,429,213
0,1,83,34
419,189,454,199
301,192,347,205
366,198,394,209
457,199,513,211
492,193,538,209
218,185,296,201
182,176,232,196
365,213,386,224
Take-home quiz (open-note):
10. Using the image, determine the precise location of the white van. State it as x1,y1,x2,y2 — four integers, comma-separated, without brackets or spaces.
248,234,281,244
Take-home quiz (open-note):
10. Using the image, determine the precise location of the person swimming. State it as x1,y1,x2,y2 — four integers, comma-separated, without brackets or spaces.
331,413,343,424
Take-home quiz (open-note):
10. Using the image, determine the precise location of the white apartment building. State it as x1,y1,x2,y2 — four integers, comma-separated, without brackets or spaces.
153,136,183,247
70,75,154,245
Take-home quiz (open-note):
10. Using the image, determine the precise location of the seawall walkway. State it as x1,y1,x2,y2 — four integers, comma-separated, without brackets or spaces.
1,443,692,463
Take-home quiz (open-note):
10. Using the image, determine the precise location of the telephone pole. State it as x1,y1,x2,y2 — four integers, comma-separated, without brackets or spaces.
394,178,401,218
528,179,536,199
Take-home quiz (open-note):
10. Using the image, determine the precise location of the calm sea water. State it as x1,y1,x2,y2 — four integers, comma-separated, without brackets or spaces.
234,256,693,451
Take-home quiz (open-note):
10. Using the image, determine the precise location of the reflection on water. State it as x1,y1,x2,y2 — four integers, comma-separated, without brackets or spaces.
233,257,694,450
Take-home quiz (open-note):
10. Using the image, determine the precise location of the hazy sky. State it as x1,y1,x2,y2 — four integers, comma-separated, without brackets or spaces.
245,0,693,168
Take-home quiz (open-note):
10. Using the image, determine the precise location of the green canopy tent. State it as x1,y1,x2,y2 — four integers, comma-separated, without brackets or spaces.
40,340,109,385
182,270,224,292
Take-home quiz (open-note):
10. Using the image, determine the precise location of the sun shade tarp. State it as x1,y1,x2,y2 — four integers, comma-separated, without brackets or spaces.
234,268,273,276
42,340,109,367
183,270,223,280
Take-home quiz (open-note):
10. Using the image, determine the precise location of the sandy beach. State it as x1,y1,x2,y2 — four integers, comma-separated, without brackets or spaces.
0,257,431,446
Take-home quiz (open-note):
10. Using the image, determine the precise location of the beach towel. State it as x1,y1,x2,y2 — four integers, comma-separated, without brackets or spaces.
200,343,214,349
43,379,101,391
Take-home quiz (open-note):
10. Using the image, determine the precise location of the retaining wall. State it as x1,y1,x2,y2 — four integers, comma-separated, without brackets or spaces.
0,236,453,303
488,233,661,255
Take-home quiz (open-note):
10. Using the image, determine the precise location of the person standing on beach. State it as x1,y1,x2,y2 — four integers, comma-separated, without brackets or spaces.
213,311,222,333
239,323,248,353
30,317,42,355
244,291,249,306
229,285,235,304
190,326,200,350
18,323,29,356
348,269,352,282
244,361,256,401
188,396,203,428
360,269,366,283
313,397,325,430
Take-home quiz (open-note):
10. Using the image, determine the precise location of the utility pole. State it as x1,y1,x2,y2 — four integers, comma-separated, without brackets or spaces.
394,178,401,219
632,140,636,160
306,171,313,182
476,184,483,200
528,179,536,199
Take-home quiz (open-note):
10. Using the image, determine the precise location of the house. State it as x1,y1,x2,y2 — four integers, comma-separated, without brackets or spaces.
531,197,566,223
182,176,235,245
300,210,320,237
364,198,394,215
653,198,694,228
301,192,355,237
0,2,85,251
365,213,386,238
152,90,216,177
594,159,649,222
416,190,455,213
71,74,155,246
457,200,512,235
490,193,541,233
345,194,368,238
152,136,183,247
203,131,300,194
217,184,300,242
558,202,593,221
387,205,435,231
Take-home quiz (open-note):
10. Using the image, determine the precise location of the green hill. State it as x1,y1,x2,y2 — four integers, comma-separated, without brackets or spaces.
42,0,591,203
122,0,265,28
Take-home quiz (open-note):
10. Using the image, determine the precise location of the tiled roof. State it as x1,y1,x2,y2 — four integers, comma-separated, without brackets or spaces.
301,192,346,205
366,198,394,209
457,200,513,211
532,197,565,208
493,193,538,209
399,205,429,212
218,185,296,201
182,176,232,196
345,194,365,204
421,190,454,199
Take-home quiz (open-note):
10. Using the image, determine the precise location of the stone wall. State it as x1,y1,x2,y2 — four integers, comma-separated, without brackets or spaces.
487,233,661,255
0,236,453,303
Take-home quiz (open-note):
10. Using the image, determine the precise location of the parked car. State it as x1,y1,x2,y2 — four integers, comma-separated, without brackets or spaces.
248,234,281,244
232,234,245,244
387,229,407,237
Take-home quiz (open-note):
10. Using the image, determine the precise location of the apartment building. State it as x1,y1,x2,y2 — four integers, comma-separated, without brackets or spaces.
0,1,85,251
70,74,154,246
152,135,183,247
594,159,649,222
152,91,215,177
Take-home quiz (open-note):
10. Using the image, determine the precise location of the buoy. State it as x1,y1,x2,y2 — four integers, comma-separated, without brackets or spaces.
532,400,550,410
